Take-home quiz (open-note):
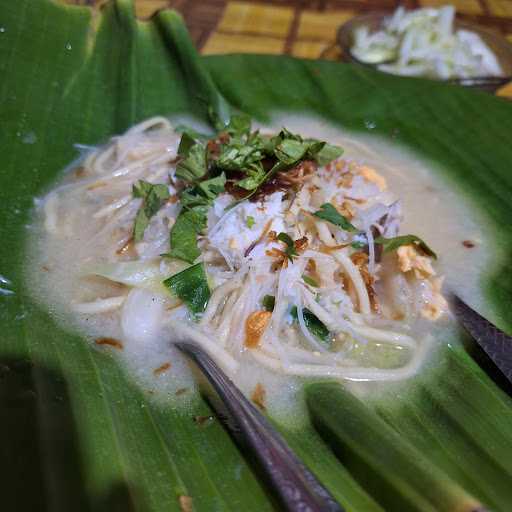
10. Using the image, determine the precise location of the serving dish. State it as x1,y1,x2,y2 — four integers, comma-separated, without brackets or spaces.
337,11,512,92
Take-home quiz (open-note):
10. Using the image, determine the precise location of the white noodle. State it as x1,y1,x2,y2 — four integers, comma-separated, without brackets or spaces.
126,116,173,134
216,289,241,345
351,325,416,348
315,220,336,246
251,346,423,382
366,227,375,275
333,249,371,315
200,276,244,325
169,321,239,374
72,296,126,314
93,195,133,219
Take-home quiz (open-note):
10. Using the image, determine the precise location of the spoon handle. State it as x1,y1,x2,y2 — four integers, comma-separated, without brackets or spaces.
176,341,344,512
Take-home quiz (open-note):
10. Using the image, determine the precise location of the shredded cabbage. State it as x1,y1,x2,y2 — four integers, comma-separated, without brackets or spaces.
351,6,503,79
88,258,188,295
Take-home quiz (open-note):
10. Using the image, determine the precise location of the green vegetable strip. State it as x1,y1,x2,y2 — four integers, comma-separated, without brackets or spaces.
302,275,319,287
290,306,331,344
163,263,211,316
262,295,276,312
262,295,330,343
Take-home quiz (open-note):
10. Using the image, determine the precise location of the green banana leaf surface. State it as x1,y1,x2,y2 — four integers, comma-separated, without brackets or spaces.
1,1,512,511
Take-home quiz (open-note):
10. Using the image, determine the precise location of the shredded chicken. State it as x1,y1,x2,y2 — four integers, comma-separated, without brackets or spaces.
337,173,354,188
359,165,387,191
397,244,435,279
338,200,356,220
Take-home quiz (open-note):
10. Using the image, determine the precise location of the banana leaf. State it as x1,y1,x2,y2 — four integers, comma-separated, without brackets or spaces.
1,1,512,510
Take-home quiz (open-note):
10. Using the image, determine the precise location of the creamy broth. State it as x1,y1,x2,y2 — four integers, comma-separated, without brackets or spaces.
26,114,498,424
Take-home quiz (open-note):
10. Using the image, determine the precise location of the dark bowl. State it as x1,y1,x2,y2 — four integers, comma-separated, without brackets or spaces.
337,12,512,93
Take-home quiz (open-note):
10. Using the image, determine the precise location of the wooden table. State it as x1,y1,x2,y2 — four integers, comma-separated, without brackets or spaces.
68,0,512,97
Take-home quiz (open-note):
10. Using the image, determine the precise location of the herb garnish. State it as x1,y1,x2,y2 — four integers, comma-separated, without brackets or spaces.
277,232,298,261
175,138,208,182
312,204,435,258
168,115,343,262
351,240,367,249
197,173,226,199
202,117,342,199
375,235,437,258
168,158,226,263
167,209,207,264
132,180,170,242
313,203,357,233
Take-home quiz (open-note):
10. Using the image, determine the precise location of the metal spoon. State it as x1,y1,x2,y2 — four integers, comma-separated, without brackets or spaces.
451,294,512,387
176,341,344,512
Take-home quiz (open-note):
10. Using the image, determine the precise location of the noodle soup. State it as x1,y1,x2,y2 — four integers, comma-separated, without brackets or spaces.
26,115,494,420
